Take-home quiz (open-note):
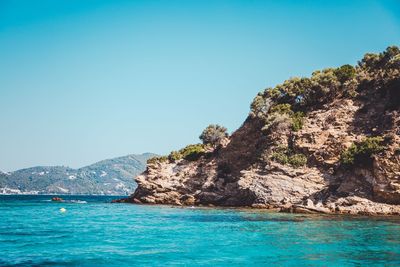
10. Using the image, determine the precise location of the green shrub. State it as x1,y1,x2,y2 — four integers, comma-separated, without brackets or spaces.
266,87,283,99
334,64,356,83
341,137,384,166
291,112,305,131
270,146,307,167
288,154,308,167
168,151,182,161
270,151,289,165
250,92,273,118
270,103,293,115
274,77,313,103
304,68,340,106
147,156,168,164
199,124,228,148
167,144,206,162
251,70,340,121
389,54,400,68
179,144,205,161
267,104,305,132
382,46,400,63
251,46,399,121
359,46,400,70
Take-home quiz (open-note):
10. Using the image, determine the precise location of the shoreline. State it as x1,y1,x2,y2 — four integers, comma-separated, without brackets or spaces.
114,198,400,217
0,193,129,197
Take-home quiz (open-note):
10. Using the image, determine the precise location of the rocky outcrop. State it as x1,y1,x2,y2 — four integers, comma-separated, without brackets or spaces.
121,47,400,215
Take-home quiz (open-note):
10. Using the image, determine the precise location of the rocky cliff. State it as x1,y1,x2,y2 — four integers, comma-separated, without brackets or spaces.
123,47,400,215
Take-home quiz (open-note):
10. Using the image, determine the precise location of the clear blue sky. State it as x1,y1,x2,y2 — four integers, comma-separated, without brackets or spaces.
1,0,399,171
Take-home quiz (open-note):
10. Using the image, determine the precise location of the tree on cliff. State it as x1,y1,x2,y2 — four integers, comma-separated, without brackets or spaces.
199,124,228,148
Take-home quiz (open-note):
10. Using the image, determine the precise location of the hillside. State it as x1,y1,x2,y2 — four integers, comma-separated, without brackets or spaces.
0,153,156,195
122,46,400,215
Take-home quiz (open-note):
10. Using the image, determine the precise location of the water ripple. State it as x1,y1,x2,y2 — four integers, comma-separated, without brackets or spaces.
1,195,400,266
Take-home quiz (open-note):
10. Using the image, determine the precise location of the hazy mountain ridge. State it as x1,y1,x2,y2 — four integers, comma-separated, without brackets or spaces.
0,153,156,195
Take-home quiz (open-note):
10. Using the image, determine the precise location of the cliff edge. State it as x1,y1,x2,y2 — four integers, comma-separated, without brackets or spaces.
124,47,400,215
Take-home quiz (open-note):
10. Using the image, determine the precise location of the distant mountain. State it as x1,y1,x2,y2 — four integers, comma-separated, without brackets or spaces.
0,153,156,195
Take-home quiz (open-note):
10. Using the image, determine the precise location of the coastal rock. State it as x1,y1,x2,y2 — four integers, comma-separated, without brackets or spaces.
124,47,400,216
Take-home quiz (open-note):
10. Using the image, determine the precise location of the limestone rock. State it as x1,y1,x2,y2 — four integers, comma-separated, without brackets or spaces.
121,49,400,216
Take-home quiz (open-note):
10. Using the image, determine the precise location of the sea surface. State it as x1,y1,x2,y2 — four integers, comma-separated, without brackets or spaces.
1,195,400,266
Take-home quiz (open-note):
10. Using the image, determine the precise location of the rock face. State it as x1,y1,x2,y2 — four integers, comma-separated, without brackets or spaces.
124,47,400,215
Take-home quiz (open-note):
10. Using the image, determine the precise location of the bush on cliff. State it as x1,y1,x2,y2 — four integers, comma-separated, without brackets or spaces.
180,144,205,161
288,153,308,167
147,156,168,164
250,68,342,119
261,103,305,132
270,146,307,167
291,111,305,131
359,46,400,70
251,46,399,124
168,144,206,162
199,124,228,148
334,64,356,83
270,103,292,114
250,91,273,118
151,144,207,164
341,137,385,166
168,151,182,162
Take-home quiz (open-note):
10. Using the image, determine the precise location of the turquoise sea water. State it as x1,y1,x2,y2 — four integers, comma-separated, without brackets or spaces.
1,195,400,266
